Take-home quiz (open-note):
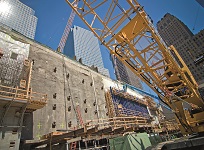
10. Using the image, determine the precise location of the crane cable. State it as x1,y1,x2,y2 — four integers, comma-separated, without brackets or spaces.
192,5,200,31
62,55,78,128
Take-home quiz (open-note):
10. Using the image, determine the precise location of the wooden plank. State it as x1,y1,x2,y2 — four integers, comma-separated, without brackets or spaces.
64,137,81,143
41,132,64,140
25,139,46,144
91,127,113,136
113,127,125,134
86,126,98,135
26,126,96,147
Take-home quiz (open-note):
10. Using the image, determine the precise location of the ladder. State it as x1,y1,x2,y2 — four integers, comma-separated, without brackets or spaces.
69,105,83,150
69,126,78,150
70,141,77,150
76,105,83,127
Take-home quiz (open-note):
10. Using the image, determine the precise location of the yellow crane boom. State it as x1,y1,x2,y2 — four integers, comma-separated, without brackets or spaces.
66,0,204,135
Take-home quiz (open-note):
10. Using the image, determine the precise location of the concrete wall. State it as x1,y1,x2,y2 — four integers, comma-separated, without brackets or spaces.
0,27,148,144
0,105,22,150
22,42,109,139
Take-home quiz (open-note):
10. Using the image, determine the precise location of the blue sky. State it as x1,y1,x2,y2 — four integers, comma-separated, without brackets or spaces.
20,0,204,95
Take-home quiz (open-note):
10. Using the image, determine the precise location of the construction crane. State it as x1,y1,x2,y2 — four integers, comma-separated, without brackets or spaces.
187,49,204,65
58,0,78,52
66,0,204,135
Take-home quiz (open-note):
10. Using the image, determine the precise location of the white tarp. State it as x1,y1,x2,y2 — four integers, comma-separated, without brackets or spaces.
0,31,30,86
102,77,144,99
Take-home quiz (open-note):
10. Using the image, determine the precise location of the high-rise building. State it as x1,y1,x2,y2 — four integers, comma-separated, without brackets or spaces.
0,0,37,39
157,13,204,85
112,56,143,89
63,25,110,77
196,0,204,7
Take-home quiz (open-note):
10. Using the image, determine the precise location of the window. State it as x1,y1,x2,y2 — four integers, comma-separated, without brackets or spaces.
0,49,3,58
10,52,18,60
167,19,170,24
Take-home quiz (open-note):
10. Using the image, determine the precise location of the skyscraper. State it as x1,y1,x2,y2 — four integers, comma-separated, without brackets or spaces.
112,56,143,89
63,25,110,77
0,0,37,39
157,13,204,85
196,0,204,7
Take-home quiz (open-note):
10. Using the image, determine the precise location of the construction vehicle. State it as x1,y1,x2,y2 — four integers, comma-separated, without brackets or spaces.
66,0,204,138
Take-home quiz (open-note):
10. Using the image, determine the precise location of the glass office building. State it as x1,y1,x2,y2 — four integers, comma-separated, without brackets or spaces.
196,0,204,7
0,0,37,39
64,25,110,77
111,56,143,89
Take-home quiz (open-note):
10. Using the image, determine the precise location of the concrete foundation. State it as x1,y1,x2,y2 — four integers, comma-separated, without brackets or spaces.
12,34,109,140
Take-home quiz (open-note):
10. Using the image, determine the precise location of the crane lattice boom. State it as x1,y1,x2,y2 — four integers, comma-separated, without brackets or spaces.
66,0,204,135
58,1,78,52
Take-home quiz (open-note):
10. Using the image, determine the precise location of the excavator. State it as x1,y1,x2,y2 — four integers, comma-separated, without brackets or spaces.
65,0,204,147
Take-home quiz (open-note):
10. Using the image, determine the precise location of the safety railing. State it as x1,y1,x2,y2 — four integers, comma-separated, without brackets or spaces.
161,120,179,131
85,116,150,130
0,85,27,100
0,84,47,110
153,119,180,132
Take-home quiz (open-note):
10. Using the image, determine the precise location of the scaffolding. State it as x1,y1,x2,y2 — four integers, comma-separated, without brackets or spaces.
105,87,150,118
24,86,179,149
25,116,153,149
0,60,47,111
0,60,47,149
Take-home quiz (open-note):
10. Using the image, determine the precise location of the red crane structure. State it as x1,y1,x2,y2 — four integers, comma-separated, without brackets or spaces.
58,1,78,52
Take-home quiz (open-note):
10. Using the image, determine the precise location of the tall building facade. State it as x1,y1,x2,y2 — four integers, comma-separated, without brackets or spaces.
63,25,110,77
157,13,204,85
112,56,143,89
196,0,204,7
0,0,37,39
